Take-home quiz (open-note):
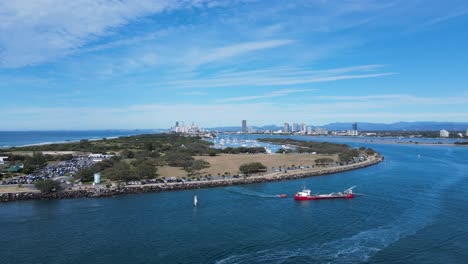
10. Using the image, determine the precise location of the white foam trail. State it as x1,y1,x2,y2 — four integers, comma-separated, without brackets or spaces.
217,151,468,264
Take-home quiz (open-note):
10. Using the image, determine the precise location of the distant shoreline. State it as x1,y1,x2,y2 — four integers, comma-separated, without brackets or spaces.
0,130,160,149
0,155,383,203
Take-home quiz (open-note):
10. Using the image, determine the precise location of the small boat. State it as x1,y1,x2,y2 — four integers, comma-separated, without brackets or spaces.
194,195,198,206
294,186,356,200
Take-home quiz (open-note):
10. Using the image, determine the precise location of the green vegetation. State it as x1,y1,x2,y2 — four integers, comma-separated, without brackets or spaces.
239,162,267,174
220,147,266,154
258,138,376,162
23,152,47,174
315,158,335,166
34,179,62,193
10,134,215,154
8,134,216,182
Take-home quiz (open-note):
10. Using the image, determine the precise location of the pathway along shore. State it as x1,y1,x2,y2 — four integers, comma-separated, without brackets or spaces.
0,155,383,203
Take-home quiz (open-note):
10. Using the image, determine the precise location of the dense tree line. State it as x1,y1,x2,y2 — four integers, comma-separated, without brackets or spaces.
34,179,62,193
239,162,267,174
75,156,158,183
23,152,47,174
315,158,335,166
220,147,266,154
11,134,215,154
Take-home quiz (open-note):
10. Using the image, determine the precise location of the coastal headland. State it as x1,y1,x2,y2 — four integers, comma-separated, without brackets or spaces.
0,154,382,202
0,134,382,202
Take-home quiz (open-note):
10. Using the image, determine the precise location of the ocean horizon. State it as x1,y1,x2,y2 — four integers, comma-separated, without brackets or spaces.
0,130,161,148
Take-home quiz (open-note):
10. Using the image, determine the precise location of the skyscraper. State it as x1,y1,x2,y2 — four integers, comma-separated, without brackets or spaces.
284,122,290,133
291,123,297,132
242,120,247,133
175,121,179,127
352,123,358,131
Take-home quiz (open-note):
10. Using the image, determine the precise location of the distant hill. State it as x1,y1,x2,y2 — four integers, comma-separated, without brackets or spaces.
323,122,468,131
208,122,468,132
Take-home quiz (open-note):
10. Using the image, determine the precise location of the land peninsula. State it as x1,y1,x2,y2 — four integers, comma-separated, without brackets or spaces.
0,134,382,202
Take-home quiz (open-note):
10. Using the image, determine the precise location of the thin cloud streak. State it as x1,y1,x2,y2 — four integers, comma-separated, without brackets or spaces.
188,39,294,67
217,89,315,102
162,65,395,89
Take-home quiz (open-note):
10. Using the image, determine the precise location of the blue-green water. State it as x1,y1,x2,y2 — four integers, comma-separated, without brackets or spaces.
0,130,159,148
1,137,467,263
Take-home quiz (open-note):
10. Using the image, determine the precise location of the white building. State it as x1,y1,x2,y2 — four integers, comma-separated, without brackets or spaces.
440,129,450,138
300,123,306,133
316,127,328,135
466,130,468,137
0,156,8,165
89,153,114,162
307,127,313,135
173,122,204,134
347,130,358,136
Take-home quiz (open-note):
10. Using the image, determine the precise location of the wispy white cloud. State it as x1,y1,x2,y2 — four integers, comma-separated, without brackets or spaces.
420,9,468,28
187,39,294,66
0,0,244,68
180,91,208,96
315,94,468,105
3,96,468,129
217,89,314,102
162,65,395,88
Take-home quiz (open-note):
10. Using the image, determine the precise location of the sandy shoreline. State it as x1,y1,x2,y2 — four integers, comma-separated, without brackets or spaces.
0,155,383,202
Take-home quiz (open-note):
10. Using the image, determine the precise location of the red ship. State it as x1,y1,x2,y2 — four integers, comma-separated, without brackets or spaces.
294,186,356,200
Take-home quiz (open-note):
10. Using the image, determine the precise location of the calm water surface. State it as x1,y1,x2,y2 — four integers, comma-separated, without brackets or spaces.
1,136,467,263
0,130,157,148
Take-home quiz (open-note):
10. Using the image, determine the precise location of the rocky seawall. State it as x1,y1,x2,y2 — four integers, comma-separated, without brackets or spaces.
0,157,383,203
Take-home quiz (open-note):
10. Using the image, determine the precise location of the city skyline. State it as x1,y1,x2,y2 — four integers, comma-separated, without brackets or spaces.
1,1,468,130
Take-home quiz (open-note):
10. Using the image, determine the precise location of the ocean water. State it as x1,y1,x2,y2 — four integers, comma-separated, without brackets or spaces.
0,130,158,148
1,135,467,263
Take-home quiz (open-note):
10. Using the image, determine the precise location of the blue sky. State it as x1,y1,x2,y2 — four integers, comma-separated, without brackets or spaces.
1,0,468,130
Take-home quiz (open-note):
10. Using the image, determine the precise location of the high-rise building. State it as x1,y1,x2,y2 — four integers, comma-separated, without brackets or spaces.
352,123,358,131
300,123,306,132
440,129,450,138
284,122,290,133
466,130,468,137
291,123,298,132
307,127,313,135
175,121,179,127
242,120,247,133
316,127,328,135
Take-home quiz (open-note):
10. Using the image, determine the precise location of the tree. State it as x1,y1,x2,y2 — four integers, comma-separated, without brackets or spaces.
120,150,135,159
165,152,193,168
103,161,133,182
35,179,62,193
23,152,46,174
132,162,157,179
315,158,335,166
186,159,210,175
75,167,95,182
144,142,154,151
239,162,267,175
